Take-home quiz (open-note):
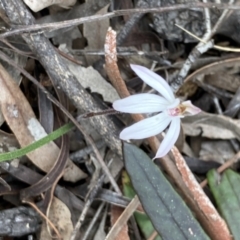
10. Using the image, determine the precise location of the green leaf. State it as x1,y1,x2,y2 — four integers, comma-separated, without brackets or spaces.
207,169,240,239
123,142,209,240
122,171,162,240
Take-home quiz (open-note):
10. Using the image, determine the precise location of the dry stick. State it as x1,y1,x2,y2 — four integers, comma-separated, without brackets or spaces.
210,0,235,37
70,140,105,162
70,168,108,240
203,0,212,35
176,24,240,53
105,195,140,240
81,202,106,240
0,3,240,39
196,80,234,99
173,148,232,240
175,40,213,90
105,28,160,151
72,49,167,56
213,96,223,114
110,205,130,240
116,0,149,45
184,57,240,84
148,231,158,240
200,152,240,188
0,38,33,56
129,215,142,240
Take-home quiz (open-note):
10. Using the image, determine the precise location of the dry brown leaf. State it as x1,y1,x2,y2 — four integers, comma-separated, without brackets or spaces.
106,196,139,240
110,205,130,240
182,142,196,157
204,71,240,93
0,63,87,182
182,111,240,140
0,47,28,126
40,197,73,240
83,3,110,65
68,64,120,102
24,0,76,12
199,140,235,163
182,57,240,96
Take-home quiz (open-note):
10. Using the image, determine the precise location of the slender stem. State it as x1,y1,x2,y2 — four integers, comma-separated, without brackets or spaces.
0,123,74,162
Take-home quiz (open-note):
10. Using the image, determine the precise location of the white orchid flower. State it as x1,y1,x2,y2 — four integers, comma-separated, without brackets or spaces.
113,64,201,158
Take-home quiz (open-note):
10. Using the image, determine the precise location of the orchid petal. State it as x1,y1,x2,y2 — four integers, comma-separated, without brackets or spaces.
166,98,180,109
130,64,175,102
155,118,181,158
113,93,169,113
120,112,171,140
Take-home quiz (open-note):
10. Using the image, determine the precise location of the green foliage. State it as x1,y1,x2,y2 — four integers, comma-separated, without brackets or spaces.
123,142,209,240
208,169,240,240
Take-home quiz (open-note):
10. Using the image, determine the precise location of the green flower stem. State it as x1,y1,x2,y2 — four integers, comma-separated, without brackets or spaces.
0,122,74,162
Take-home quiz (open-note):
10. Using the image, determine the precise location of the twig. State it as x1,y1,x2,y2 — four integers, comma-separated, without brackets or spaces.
70,166,110,240
173,147,232,240
96,189,144,212
81,202,106,240
148,231,158,240
105,195,140,240
0,3,239,39
210,0,235,37
183,56,240,84
200,151,240,188
116,0,149,45
202,0,212,35
22,200,62,239
105,28,160,151
191,3,211,41
213,96,223,114
172,40,214,92
176,23,240,52
0,38,32,55
196,80,234,99
70,140,105,162
71,48,167,56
